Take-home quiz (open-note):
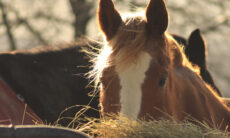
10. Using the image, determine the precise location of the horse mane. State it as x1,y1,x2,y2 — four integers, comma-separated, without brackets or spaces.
166,34,228,107
1,38,91,55
166,33,200,74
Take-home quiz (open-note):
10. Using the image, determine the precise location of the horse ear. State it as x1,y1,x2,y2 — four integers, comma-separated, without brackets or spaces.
145,0,168,35
185,29,207,69
97,0,122,40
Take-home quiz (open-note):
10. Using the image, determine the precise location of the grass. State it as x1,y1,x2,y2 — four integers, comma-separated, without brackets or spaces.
73,115,230,138
47,105,230,137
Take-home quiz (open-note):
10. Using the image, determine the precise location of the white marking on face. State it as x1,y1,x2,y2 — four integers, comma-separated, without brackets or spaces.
116,52,152,120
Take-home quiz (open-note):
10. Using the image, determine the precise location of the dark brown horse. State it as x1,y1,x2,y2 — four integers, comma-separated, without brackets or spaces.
94,0,230,131
0,40,100,126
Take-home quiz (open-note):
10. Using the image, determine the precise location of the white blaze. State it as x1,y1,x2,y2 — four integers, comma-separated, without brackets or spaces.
116,52,152,120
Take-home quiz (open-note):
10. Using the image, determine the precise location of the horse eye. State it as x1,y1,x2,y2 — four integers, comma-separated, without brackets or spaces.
159,77,167,88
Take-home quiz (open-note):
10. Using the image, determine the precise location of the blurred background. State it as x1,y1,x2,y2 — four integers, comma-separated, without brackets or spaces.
0,0,229,97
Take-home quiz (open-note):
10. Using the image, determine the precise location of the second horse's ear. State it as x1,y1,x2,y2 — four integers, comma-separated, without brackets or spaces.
97,0,122,40
145,0,168,35
186,29,207,68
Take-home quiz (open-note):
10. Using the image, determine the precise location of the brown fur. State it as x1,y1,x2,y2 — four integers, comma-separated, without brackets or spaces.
222,98,230,108
100,66,121,116
94,0,230,131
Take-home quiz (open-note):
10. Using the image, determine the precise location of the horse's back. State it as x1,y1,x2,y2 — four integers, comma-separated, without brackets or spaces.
0,39,100,126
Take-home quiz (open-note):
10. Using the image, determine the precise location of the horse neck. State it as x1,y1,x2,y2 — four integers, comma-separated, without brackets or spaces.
169,66,230,130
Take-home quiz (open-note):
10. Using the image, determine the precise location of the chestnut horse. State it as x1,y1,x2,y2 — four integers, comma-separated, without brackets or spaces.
92,0,230,131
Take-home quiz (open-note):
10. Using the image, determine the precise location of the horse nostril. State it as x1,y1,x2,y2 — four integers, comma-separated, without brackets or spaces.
159,77,167,88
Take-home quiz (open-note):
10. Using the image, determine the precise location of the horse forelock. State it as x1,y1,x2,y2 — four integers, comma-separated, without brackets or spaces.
90,15,147,84
108,16,149,70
